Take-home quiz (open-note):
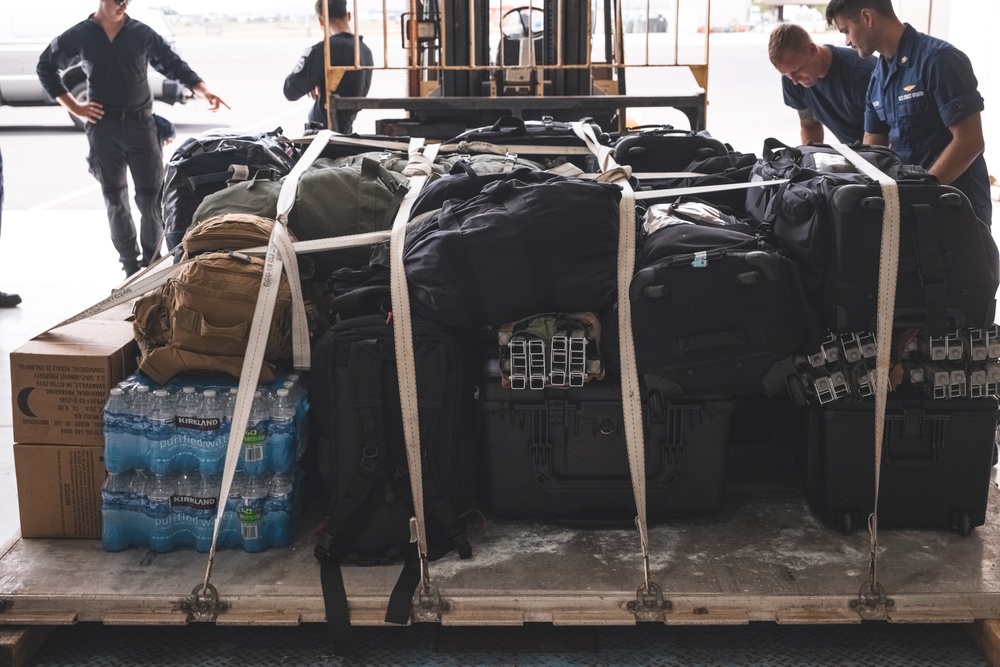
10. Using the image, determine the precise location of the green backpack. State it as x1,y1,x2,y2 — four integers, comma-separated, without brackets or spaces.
191,157,407,281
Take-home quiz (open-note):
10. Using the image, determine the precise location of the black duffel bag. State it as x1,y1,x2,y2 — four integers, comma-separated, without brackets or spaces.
162,128,299,251
404,177,622,330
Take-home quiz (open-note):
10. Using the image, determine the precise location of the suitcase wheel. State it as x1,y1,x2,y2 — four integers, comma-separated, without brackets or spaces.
958,513,973,537
838,511,854,536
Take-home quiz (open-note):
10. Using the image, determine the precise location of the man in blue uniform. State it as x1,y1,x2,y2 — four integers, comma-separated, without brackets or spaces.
283,0,373,134
769,22,876,144
37,0,228,277
826,0,992,225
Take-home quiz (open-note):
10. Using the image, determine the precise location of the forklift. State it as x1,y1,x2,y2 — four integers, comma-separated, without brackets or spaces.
323,0,711,137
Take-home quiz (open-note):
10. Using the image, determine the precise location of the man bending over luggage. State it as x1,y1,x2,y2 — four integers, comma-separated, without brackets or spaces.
768,23,876,145
284,0,374,134
826,0,992,225
37,0,229,277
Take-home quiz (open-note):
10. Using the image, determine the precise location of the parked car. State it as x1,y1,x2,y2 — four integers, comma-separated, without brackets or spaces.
0,3,189,129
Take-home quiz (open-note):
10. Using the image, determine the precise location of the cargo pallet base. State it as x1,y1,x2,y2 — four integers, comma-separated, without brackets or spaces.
2,440,1000,627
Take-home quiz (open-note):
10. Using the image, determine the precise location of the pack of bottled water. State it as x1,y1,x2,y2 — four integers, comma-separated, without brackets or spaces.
101,468,300,553
103,373,309,476
101,372,308,552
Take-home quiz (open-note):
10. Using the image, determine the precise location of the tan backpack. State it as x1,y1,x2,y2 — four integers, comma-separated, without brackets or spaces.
133,214,295,384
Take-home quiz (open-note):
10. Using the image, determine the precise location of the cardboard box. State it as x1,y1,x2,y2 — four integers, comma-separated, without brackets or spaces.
14,444,106,538
10,316,138,446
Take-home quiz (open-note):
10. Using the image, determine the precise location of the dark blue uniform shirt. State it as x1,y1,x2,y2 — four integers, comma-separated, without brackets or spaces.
865,24,991,223
283,32,373,133
37,15,201,112
783,45,876,144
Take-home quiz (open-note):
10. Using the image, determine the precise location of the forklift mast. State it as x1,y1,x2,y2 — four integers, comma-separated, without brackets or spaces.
324,0,712,137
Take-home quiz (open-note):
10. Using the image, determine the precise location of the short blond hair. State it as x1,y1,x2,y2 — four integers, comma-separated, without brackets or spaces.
768,23,813,65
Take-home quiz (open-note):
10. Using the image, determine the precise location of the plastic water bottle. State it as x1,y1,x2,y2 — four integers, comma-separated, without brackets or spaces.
240,391,270,475
198,389,227,475
128,468,152,546
282,380,310,462
265,471,295,547
222,387,239,425
148,389,177,474
239,474,268,552
173,470,199,549
221,471,247,548
131,386,153,467
174,387,202,470
269,388,296,471
101,471,132,552
195,474,222,552
103,388,131,473
147,473,175,552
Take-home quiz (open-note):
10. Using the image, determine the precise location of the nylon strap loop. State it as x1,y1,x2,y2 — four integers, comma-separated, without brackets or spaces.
201,132,339,590
390,138,440,574
832,143,901,594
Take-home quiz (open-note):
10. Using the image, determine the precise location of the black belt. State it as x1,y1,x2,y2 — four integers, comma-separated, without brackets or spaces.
102,107,153,120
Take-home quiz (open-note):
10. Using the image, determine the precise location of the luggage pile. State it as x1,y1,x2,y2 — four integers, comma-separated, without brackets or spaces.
86,119,1000,644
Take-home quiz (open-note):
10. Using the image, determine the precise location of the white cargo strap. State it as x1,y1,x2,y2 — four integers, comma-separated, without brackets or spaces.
832,143,901,603
56,131,335,336
571,121,655,596
55,229,393,331
389,138,440,591
273,130,336,369
319,134,411,152
635,179,789,201
438,139,592,156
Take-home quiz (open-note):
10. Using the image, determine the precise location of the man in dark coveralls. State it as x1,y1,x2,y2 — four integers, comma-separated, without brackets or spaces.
283,0,373,134
37,0,229,277
826,0,992,225
769,22,876,144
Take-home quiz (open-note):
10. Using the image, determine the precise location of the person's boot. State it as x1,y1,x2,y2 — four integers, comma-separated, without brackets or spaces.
0,291,22,308
123,261,141,278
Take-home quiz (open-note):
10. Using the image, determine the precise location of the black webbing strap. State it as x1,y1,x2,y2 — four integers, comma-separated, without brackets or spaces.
319,557,357,655
910,203,949,336
384,543,421,625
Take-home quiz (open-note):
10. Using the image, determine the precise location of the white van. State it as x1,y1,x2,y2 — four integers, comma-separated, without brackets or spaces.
0,3,189,128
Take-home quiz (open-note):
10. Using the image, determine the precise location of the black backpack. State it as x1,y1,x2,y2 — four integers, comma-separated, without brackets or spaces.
162,128,299,252
310,314,478,650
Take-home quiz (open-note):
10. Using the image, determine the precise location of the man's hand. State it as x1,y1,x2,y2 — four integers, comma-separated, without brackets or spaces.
308,85,321,101
191,82,231,112
57,94,103,123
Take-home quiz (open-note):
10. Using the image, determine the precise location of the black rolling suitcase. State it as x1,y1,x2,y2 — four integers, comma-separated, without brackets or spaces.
629,214,820,398
607,125,729,173
804,386,1000,535
821,182,999,335
477,378,734,522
